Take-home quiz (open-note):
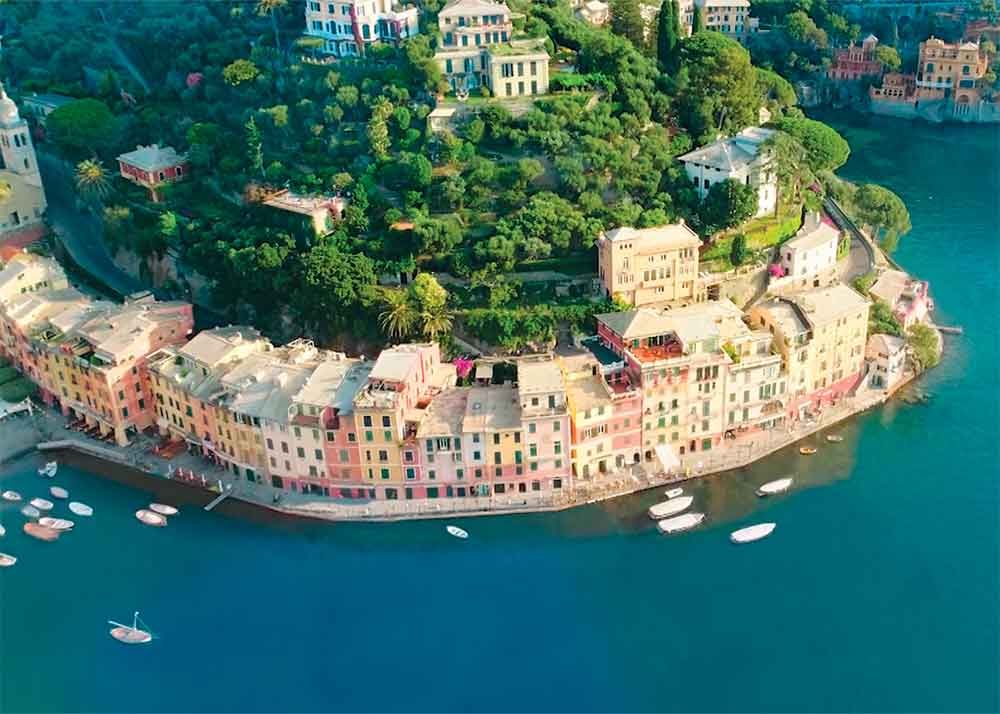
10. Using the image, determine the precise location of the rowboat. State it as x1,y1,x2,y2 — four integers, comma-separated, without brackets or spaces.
68,501,93,517
149,503,178,517
799,446,817,455
446,525,468,539
38,517,74,531
756,477,793,497
29,498,53,511
50,486,69,499
109,612,153,644
825,434,843,443
37,461,57,478
730,522,776,544
2,490,21,502
23,522,60,541
20,505,40,519
664,488,684,498
0,524,5,537
656,512,705,534
135,509,167,527
0,553,16,567
648,495,693,520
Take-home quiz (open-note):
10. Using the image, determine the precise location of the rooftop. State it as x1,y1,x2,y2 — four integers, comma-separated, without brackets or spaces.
179,326,266,369
416,387,469,437
462,384,522,432
600,222,700,252
117,144,187,172
565,371,613,413
517,358,564,394
784,212,840,253
292,356,364,411
870,269,923,306
262,189,346,216
677,127,775,172
439,0,510,17
868,333,905,355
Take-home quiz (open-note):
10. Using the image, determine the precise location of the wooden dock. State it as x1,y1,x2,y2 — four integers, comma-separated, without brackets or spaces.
934,324,963,335
204,482,232,511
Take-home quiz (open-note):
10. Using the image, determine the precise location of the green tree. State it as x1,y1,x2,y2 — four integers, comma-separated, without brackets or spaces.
763,130,811,209
853,183,911,251
245,115,263,176
367,97,393,160
907,323,940,370
700,179,758,232
256,0,287,53
611,0,646,48
223,59,260,86
679,32,759,142
772,116,850,171
74,159,112,203
296,244,377,333
692,4,705,33
875,45,902,72
756,67,797,109
409,272,448,313
46,99,115,159
379,289,418,340
657,0,682,71
730,233,748,266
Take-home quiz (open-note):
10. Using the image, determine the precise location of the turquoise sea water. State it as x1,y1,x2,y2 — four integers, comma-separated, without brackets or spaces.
1,117,998,712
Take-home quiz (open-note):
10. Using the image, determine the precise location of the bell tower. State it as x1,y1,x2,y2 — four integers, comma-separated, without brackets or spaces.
0,82,42,188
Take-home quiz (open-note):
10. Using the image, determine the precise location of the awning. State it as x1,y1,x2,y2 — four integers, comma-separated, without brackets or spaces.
654,444,681,473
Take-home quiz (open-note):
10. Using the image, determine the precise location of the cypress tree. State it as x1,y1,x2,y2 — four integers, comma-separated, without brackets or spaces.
693,3,705,33
657,0,678,70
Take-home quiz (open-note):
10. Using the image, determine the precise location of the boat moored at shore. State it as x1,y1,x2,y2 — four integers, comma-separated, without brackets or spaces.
648,495,694,520
756,478,793,497
2,490,21,502
730,523,777,543
656,512,705,534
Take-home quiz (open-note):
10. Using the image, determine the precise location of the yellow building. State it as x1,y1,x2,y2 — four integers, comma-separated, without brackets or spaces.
596,223,703,308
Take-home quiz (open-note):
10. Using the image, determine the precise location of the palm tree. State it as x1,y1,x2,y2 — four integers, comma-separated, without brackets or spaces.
75,159,112,204
256,0,288,54
421,310,453,342
379,291,417,340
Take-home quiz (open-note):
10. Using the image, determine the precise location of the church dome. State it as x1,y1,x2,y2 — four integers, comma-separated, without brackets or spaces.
0,84,21,126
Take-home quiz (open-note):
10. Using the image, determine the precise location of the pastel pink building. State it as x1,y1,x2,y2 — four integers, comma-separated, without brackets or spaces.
117,144,189,202
869,269,932,330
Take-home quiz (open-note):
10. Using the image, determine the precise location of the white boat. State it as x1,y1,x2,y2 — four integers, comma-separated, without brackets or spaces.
664,488,684,498
135,509,167,527
50,486,69,499
648,495,694,520
0,524,5,537
20,505,40,519
108,612,153,644
756,477,793,497
656,512,705,534
29,497,53,511
38,517,74,531
149,503,178,517
825,434,843,443
37,461,57,478
68,501,93,517
23,522,59,541
0,552,16,567
446,525,468,539
2,490,21,502
730,522,777,544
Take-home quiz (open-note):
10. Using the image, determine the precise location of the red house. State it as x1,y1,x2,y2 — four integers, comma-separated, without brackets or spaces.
828,34,884,81
117,144,190,202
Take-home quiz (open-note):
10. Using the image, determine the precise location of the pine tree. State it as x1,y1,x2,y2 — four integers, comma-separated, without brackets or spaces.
693,3,705,33
657,0,681,71
245,115,263,176
611,0,646,48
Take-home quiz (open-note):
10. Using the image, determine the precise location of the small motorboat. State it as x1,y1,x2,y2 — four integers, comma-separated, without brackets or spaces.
20,505,40,519
446,525,468,539
38,517,74,531
756,477,793,497
29,498,53,511
730,523,777,544
149,503,178,517
825,434,843,443
799,446,818,455
0,552,16,567
135,509,167,527
108,612,153,644
2,490,21,502
68,501,93,517
656,512,705,534
0,524,5,537
50,486,69,500
648,495,694,520
23,522,59,541
664,488,684,499
37,461,57,478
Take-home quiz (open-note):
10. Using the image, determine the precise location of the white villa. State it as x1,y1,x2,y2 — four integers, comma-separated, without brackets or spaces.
678,127,777,218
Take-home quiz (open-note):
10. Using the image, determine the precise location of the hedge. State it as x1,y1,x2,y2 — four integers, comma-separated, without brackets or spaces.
0,366,20,385
0,378,37,402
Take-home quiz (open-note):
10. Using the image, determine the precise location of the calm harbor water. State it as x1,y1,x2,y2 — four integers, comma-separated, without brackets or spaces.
1,116,998,712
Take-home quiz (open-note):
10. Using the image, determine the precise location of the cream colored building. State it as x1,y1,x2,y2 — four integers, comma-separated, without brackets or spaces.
749,284,869,416
0,83,46,236
0,253,68,306
866,333,906,391
773,212,842,293
597,223,703,307
678,127,777,218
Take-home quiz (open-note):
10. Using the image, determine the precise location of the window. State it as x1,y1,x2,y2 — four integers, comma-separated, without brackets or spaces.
364,430,373,442
428,470,436,480
494,452,502,465
528,423,536,433
266,438,274,450
297,447,305,458
493,433,500,445
406,467,416,479
380,468,390,479
378,449,388,462
339,449,349,462
382,416,391,428
363,415,373,427
554,441,562,455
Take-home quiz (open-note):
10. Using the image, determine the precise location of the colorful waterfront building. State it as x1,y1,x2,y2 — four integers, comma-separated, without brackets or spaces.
596,223,704,308
869,269,932,330
828,35,884,81
304,0,420,57
434,0,550,97
515,357,572,490
116,144,189,202
866,334,907,391
678,128,777,218
147,325,270,456
749,284,869,420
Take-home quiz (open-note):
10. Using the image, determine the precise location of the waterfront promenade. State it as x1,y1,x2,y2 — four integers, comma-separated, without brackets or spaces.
31,369,918,523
